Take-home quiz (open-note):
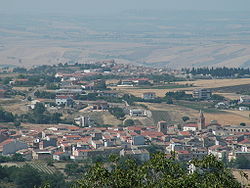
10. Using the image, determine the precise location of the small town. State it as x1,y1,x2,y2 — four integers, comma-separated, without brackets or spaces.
1,1,250,187
0,62,250,168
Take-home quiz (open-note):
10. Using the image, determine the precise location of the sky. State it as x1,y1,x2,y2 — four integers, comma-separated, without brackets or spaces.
1,0,250,15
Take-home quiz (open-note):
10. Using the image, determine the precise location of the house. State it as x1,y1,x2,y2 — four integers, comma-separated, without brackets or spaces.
0,129,9,142
16,149,32,160
74,116,90,127
10,79,29,85
239,106,249,111
183,123,198,131
32,150,53,160
142,92,156,100
239,96,250,105
224,126,250,133
129,109,146,117
0,89,6,98
29,100,42,110
98,91,119,98
157,121,168,134
191,147,208,159
91,140,103,149
71,149,102,160
56,89,83,98
91,101,109,110
176,150,192,161
0,139,28,155
192,89,212,100
93,79,106,90
120,148,150,162
119,80,134,86
53,152,70,161
56,96,74,106
132,136,145,146
215,102,229,109
39,137,57,149
130,78,150,85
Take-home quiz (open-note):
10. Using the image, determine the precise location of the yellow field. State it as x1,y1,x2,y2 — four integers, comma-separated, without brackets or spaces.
232,169,250,187
114,78,250,98
21,123,76,130
140,102,250,126
101,112,122,126
176,78,250,89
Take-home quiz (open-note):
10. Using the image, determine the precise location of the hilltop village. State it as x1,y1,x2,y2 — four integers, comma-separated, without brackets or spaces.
0,61,250,167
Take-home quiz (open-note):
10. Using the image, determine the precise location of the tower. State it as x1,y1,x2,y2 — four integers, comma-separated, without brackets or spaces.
80,116,90,127
157,121,168,134
198,110,205,130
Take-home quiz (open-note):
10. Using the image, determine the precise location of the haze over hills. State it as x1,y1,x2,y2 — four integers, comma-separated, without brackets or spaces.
1,11,250,68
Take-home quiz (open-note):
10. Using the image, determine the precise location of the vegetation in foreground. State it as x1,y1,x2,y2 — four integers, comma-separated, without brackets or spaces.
0,153,243,188
73,153,241,188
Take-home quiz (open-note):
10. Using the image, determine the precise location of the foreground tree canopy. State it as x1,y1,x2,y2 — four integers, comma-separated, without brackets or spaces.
74,153,241,188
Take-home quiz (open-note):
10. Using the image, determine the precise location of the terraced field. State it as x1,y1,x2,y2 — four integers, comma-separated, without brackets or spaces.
28,161,57,174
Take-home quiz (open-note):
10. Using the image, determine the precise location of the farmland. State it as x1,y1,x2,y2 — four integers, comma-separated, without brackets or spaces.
29,161,57,174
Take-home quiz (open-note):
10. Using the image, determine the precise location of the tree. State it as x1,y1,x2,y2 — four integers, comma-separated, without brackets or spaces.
108,107,125,119
73,153,241,188
0,109,15,122
14,121,21,127
211,94,225,101
64,163,79,176
182,116,190,122
11,153,25,162
14,165,42,188
33,103,46,115
166,97,173,104
240,122,246,126
123,119,135,127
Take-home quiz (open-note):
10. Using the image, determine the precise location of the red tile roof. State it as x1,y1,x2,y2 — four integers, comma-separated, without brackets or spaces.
0,139,14,147
179,131,191,136
184,123,198,127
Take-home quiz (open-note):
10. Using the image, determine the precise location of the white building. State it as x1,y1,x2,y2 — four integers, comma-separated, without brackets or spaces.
142,92,156,100
129,109,146,117
183,123,198,131
56,96,74,106
192,89,212,100
74,116,90,127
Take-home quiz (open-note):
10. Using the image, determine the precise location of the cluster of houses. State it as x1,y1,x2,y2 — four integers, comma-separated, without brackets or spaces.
1,111,250,163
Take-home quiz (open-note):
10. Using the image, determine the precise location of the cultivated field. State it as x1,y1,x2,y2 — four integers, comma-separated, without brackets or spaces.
176,78,250,90
141,102,250,126
114,78,250,98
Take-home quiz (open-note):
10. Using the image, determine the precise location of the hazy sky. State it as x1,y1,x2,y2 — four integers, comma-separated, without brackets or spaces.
1,0,250,15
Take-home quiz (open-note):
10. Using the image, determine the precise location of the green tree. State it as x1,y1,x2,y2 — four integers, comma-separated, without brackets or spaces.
73,153,241,188
108,107,125,119
240,122,246,126
123,119,135,126
14,165,42,188
182,116,190,122
166,97,173,104
11,153,25,162
33,103,46,115
64,163,80,176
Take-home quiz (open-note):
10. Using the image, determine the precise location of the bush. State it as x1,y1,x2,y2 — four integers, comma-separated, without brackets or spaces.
182,116,190,122
123,119,135,126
